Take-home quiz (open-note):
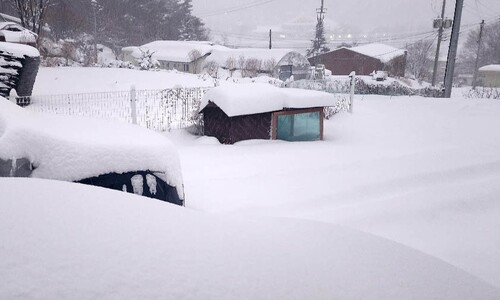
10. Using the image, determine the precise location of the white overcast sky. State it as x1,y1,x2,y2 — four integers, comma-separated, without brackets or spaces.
193,0,500,34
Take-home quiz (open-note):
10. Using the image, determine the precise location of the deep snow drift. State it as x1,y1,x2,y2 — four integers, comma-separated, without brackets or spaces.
1,178,499,299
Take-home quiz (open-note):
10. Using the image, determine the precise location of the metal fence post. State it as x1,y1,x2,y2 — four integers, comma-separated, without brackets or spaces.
349,71,356,114
130,85,137,125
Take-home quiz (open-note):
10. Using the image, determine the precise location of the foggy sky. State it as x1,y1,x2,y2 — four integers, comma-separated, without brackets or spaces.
193,0,500,36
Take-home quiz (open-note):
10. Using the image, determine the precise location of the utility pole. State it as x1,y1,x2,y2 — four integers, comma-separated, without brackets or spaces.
314,0,326,65
269,29,272,49
443,0,464,98
472,20,485,89
92,0,98,65
432,0,446,86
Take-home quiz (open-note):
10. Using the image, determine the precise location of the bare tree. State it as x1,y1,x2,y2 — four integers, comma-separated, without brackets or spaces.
242,58,261,78
225,57,236,77
237,55,246,70
188,49,202,73
203,60,219,78
60,40,76,66
7,0,52,41
406,39,434,82
459,22,500,75
262,58,277,74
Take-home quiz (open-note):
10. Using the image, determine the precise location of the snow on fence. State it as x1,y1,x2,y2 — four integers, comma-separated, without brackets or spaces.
14,87,209,131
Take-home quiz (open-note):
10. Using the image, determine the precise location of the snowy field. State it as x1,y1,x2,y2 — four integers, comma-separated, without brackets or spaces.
2,67,500,298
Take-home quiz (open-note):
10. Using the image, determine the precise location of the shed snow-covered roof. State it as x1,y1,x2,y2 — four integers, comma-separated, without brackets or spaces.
0,99,183,197
123,40,215,63
200,83,337,117
479,65,500,72
346,43,406,63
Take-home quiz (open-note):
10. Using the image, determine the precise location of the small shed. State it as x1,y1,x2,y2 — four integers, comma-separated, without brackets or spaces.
478,65,500,87
200,84,337,144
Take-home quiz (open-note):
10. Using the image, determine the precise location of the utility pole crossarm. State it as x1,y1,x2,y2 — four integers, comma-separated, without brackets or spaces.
432,0,447,86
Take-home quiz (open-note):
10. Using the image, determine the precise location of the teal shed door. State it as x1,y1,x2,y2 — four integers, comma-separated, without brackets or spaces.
276,111,321,141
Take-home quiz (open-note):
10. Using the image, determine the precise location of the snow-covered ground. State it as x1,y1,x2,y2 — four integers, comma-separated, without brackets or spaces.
2,66,500,297
171,95,500,289
32,67,213,94
1,178,499,299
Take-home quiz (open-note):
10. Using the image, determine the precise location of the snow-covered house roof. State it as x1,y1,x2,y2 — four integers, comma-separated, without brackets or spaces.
122,40,215,63
0,99,184,198
346,43,406,63
207,48,310,68
479,65,500,72
200,83,337,117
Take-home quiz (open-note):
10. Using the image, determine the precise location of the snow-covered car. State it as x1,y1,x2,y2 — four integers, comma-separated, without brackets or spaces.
0,98,184,206
371,70,388,81
0,22,37,46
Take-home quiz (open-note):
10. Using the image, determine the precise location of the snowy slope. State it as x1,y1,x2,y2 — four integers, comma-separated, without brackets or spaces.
1,178,499,299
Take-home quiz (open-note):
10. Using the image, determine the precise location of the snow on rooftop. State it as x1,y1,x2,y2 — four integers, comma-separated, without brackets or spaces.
123,40,215,63
200,83,337,117
348,43,406,63
0,99,183,197
0,41,39,58
479,65,500,72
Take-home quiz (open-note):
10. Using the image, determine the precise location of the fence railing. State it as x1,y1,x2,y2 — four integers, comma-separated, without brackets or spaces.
15,87,209,132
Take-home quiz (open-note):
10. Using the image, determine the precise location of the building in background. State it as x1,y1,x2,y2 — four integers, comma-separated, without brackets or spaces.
478,65,500,87
308,43,407,77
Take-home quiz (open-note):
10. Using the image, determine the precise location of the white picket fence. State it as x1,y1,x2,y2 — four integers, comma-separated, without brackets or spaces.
16,87,210,132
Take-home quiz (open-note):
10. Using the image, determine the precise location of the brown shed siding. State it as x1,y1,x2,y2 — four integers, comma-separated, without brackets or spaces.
203,105,272,144
309,48,406,77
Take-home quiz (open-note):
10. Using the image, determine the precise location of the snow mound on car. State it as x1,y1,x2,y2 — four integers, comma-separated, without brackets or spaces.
0,98,183,198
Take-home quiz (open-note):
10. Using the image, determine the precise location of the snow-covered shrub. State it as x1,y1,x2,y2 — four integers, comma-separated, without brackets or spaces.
289,77,444,98
102,60,135,69
463,87,500,99
137,49,159,70
324,95,351,119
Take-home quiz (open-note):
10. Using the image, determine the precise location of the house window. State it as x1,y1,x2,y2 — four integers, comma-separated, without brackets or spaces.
274,110,322,141
184,64,190,72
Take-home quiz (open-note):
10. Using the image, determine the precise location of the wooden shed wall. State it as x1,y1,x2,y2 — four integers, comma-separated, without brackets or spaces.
203,106,272,144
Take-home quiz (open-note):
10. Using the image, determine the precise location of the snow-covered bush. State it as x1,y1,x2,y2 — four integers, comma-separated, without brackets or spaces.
289,77,444,98
137,48,159,71
463,87,500,99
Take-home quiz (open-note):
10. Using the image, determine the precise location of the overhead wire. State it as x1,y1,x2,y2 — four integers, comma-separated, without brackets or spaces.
198,0,280,18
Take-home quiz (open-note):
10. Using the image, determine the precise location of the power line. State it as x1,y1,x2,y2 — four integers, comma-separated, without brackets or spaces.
198,0,279,18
